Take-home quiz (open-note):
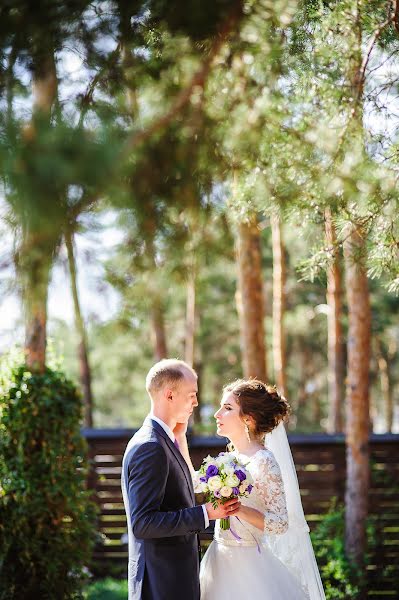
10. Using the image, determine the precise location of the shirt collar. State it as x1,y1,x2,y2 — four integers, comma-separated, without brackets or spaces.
149,414,175,442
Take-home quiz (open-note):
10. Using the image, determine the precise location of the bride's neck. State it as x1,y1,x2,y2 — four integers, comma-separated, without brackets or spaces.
229,433,263,456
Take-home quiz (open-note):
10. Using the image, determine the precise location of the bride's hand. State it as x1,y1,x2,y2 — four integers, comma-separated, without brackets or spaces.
173,421,189,441
205,497,241,520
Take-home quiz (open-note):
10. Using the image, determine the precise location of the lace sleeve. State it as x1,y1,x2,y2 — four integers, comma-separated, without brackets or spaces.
253,450,288,535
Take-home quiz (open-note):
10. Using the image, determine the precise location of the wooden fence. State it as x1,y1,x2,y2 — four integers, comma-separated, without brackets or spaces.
83,430,399,597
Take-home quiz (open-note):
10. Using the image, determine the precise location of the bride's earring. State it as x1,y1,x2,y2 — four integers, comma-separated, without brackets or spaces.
244,421,251,442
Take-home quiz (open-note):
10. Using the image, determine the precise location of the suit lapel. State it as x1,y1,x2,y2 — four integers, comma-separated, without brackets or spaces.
145,418,195,503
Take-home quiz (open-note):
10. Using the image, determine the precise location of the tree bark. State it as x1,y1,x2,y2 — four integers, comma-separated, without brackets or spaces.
185,269,196,367
185,267,201,429
378,355,392,433
271,214,287,397
118,1,138,117
22,234,52,373
343,2,371,571
151,298,168,362
236,216,267,382
192,359,203,426
32,53,57,115
325,208,345,433
22,51,57,372
65,229,93,427
343,222,371,566
143,232,168,362
376,340,393,433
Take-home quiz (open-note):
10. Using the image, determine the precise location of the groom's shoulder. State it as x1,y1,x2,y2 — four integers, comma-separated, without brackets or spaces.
123,421,163,461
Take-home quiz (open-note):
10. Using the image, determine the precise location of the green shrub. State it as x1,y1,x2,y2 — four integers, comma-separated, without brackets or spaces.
311,501,375,599
0,360,97,600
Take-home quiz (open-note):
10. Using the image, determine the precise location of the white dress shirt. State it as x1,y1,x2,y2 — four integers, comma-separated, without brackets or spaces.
149,414,209,528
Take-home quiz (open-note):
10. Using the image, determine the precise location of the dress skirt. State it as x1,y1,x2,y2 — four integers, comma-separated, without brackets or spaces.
200,540,309,600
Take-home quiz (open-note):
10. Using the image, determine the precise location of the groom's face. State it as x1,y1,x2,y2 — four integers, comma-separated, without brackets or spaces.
169,373,198,422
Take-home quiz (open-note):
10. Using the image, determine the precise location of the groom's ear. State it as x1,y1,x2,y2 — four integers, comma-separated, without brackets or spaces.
165,388,173,402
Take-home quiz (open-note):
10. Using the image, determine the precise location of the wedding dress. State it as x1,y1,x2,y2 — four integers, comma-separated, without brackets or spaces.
200,447,310,600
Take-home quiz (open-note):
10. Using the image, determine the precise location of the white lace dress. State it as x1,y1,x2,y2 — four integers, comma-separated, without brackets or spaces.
199,448,310,600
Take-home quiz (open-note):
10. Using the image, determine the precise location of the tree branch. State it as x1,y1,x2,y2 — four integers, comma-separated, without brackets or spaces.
120,1,243,159
359,17,392,88
68,193,99,225
78,44,122,128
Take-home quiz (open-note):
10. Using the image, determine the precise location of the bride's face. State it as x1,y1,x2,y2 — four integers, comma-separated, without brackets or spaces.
214,392,244,439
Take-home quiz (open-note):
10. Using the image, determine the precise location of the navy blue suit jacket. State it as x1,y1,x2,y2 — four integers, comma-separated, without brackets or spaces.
121,417,205,600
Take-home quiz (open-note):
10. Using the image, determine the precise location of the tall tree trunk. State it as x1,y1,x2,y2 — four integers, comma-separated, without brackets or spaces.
376,340,393,433
343,1,371,570
32,54,57,115
144,234,168,362
65,229,93,427
22,237,52,373
296,341,309,413
185,267,201,429
119,2,168,364
23,52,57,372
325,208,345,433
193,359,203,426
343,222,371,566
185,269,196,367
378,355,392,433
312,389,321,425
236,215,267,382
118,1,138,117
151,298,168,361
271,214,287,397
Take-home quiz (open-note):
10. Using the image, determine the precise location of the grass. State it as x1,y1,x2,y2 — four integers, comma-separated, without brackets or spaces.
85,578,128,600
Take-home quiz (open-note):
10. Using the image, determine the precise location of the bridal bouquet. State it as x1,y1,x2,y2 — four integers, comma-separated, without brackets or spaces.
194,452,253,530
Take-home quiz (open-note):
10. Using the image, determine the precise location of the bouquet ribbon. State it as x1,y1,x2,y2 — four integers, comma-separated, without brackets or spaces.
230,517,261,554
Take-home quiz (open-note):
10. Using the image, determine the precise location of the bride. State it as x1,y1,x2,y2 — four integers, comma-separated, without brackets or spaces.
199,379,325,600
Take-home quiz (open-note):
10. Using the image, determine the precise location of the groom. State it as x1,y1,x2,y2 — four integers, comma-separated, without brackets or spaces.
121,358,239,600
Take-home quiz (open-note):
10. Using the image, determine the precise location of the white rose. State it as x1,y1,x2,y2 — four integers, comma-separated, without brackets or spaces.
239,483,247,494
215,456,226,467
220,486,233,498
208,476,223,491
194,481,208,494
225,474,239,487
224,464,235,475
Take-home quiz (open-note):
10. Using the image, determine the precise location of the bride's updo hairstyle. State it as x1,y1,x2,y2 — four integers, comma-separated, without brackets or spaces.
224,378,290,438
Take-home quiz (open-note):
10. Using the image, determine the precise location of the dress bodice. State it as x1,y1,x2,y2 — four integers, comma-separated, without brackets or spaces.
214,448,288,547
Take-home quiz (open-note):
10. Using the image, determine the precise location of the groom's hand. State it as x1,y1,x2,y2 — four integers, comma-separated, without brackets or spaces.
205,497,241,520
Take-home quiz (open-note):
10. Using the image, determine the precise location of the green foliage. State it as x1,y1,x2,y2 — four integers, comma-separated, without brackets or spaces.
84,578,127,600
311,502,375,599
0,359,97,600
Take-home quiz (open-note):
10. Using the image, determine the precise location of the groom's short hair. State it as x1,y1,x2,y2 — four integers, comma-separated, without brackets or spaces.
146,359,197,395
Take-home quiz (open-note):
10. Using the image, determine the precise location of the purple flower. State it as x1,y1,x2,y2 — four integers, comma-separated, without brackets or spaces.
232,487,240,496
206,464,219,478
200,476,207,482
234,469,246,482
246,484,253,494
214,490,221,498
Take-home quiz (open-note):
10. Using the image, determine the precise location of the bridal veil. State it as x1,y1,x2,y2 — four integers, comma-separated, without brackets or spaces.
265,423,326,600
